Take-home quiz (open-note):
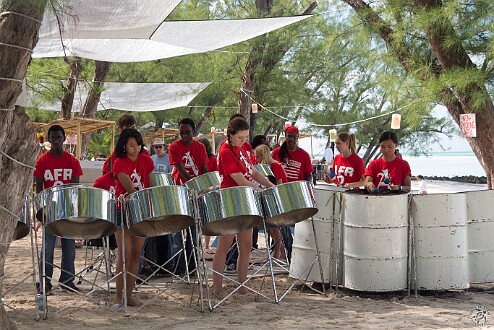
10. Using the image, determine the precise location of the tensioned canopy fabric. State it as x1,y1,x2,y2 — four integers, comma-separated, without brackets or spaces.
25,82,211,112
34,16,311,62
39,0,182,39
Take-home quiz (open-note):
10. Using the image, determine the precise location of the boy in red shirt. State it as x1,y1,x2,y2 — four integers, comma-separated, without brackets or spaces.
34,125,83,294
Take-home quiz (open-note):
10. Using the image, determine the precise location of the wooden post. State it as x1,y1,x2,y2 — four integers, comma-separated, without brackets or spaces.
76,120,81,159
211,132,215,153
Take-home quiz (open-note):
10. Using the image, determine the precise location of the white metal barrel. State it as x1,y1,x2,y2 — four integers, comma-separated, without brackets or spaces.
411,193,469,290
466,190,494,283
343,190,409,292
290,185,345,284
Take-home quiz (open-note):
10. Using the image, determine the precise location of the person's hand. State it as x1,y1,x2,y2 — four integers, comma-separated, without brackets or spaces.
365,182,375,193
390,184,401,191
35,220,42,232
323,173,331,183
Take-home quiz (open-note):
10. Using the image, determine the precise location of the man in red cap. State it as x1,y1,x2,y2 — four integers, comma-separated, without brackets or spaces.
271,125,313,262
272,126,313,182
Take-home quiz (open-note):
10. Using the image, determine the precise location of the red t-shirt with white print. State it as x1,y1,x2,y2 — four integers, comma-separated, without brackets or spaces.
112,153,154,206
33,151,83,189
270,161,288,183
218,142,254,188
168,139,208,185
272,147,313,182
364,157,411,189
331,153,365,187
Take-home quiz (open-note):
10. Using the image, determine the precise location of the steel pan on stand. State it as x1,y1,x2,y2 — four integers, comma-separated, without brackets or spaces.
290,185,345,284
125,185,195,237
466,190,494,283
198,186,263,236
13,195,31,241
152,173,175,186
261,181,318,227
254,164,274,178
411,193,469,290
43,186,117,239
343,190,409,292
184,171,221,196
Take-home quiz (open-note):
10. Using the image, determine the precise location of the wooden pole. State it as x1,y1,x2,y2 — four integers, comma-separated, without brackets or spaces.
76,120,81,159
211,132,215,153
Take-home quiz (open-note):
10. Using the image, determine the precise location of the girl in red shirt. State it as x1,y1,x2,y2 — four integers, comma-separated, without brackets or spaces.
364,131,411,192
112,128,154,307
324,132,365,189
254,143,288,259
212,117,274,296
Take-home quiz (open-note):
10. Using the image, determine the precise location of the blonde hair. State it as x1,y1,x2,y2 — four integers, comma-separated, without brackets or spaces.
338,132,357,154
254,144,273,165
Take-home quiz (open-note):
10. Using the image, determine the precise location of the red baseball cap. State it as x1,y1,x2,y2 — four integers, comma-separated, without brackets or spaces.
285,126,299,135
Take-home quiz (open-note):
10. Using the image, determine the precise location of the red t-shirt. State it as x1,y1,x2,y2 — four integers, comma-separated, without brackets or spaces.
272,147,313,182
218,139,257,165
168,139,208,185
207,155,218,172
103,149,150,174
33,151,83,189
270,161,288,183
364,157,411,189
331,153,365,186
93,172,116,195
218,142,254,188
112,153,154,202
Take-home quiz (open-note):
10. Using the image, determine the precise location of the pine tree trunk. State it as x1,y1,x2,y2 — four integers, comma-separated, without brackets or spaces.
0,0,47,327
79,61,111,157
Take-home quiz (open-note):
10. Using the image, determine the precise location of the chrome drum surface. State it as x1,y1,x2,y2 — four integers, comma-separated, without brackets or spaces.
13,196,31,241
184,171,221,196
44,186,116,239
198,186,263,236
152,173,175,186
261,181,318,226
126,185,195,237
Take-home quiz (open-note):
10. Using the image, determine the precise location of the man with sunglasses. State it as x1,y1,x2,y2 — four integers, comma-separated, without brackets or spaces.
151,138,172,173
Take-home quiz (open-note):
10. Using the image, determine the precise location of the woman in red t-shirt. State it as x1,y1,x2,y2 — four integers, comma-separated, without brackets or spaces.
364,131,411,192
324,132,365,189
254,143,287,259
112,128,154,307
212,117,275,296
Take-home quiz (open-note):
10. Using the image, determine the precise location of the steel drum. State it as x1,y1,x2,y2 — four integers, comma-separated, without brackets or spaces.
13,196,31,241
152,173,175,186
43,186,116,239
261,181,318,227
184,171,220,196
34,183,84,222
254,164,274,177
125,185,195,237
198,186,263,236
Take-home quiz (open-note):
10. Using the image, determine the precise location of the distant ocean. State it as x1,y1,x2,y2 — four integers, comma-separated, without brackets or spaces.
403,152,484,177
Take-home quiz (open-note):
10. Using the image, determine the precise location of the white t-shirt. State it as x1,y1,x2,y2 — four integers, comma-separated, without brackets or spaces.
418,180,428,194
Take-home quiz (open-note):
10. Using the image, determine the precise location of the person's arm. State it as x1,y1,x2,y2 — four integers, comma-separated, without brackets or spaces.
252,168,275,188
117,172,137,194
147,173,155,188
71,176,80,184
201,164,208,174
174,163,193,182
401,175,411,192
304,174,312,182
364,175,375,192
276,178,283,185
35,176,44,194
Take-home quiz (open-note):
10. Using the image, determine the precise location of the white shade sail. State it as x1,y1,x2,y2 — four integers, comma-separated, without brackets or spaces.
39,0,182,39
24,82,211,112
33,16,311,62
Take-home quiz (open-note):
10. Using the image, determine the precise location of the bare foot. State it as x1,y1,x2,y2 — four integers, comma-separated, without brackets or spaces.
126,296,143,307
113,296,122,305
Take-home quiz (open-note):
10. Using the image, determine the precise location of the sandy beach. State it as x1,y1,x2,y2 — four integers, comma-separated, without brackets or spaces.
3,181,493,329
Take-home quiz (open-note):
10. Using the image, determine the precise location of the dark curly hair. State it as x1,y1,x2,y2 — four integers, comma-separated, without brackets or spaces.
115,128,145,158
